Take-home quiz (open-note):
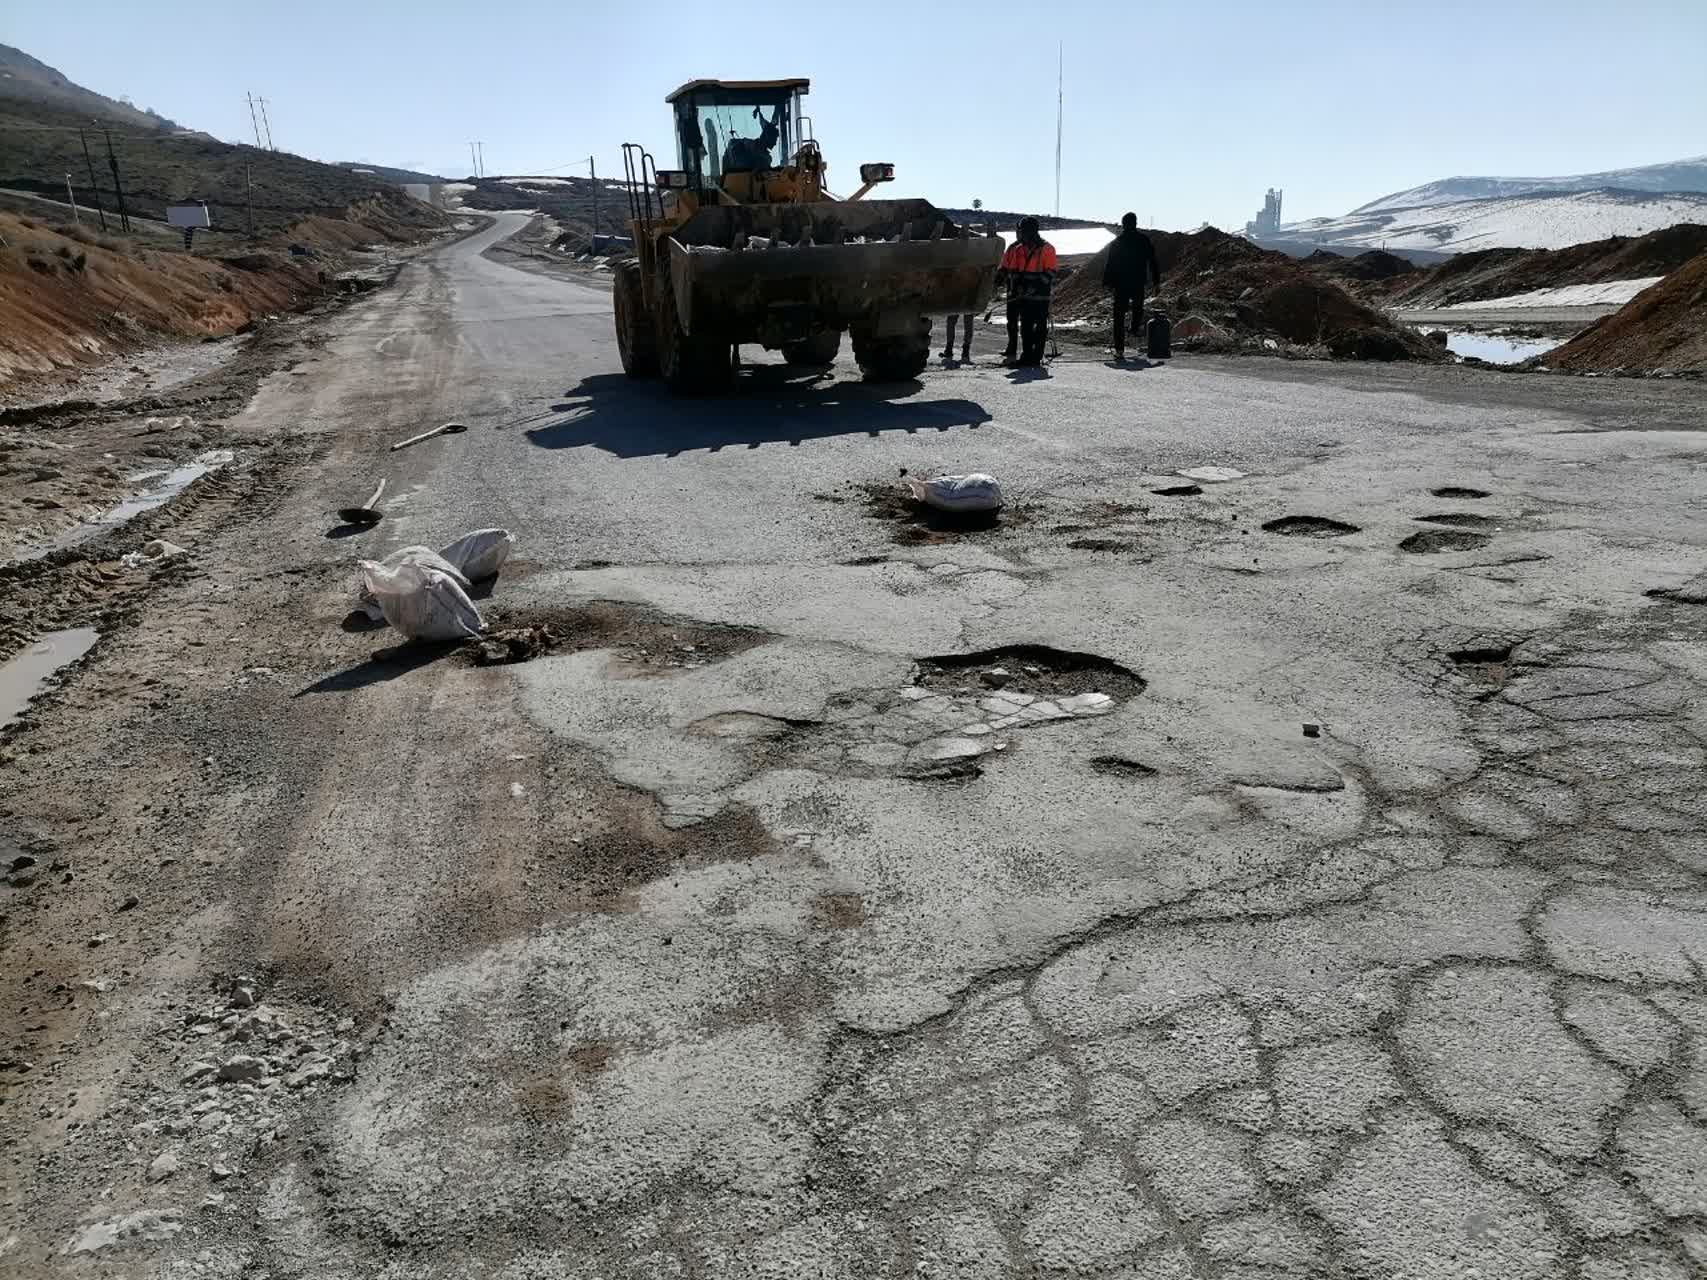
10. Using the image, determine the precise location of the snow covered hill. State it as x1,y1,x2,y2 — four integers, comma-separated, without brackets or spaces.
1353,156,1707,215
1276,188,1707,254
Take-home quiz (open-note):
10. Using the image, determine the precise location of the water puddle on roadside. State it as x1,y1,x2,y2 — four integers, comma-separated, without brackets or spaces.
21,450,233,560
1444,332,1562,364
0,628,99,729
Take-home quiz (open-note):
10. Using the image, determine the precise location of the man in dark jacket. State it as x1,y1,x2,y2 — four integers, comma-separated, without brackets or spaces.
1102,212,1161,359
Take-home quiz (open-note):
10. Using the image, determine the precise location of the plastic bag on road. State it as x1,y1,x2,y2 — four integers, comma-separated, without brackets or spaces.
908,473,1004,514
438,528,514,581
357,560,485,641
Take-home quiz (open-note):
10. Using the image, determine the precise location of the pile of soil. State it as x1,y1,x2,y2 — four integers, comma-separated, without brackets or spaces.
1389,223,1707,308
1310,249,1420,286
1052,225,1439,361
1542,250,1707,373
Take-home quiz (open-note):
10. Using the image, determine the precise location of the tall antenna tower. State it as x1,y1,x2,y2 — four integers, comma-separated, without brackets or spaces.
1053,45,1063,218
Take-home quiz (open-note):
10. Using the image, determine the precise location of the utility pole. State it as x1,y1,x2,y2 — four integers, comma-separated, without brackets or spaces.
258,97,275,151
245,162,255,241
1053,43,1063,219
476,142,485,178
66,174,80,224
103,130,132,233
79,129,109,231
247,93,263,148
469,142,478,179
589,155,599,248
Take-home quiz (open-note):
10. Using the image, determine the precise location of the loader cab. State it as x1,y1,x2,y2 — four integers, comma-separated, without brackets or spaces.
667,78,810,201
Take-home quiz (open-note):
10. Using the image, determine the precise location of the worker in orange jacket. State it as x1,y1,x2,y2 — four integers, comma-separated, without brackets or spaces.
998,218,1058,367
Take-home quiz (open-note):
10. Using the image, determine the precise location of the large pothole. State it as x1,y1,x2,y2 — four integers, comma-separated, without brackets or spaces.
914,643,1146,701
1399,529,1492,554
1262,516,1360,538
466,601,773,671
1430,486,1490,499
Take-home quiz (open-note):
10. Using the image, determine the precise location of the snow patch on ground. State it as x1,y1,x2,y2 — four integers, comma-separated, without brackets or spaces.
1453,278,1665,310
1001,226,1114,256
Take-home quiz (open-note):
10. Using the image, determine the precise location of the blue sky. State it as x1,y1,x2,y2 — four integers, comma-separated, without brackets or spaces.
8,0,1705,228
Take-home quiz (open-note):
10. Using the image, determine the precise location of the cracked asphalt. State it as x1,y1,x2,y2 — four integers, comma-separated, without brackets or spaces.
4,211,1707,1278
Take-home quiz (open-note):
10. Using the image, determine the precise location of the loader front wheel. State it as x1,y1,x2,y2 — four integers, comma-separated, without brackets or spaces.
655,273,733,395
853,320,931,382
614,261,658,378
781,330,842,367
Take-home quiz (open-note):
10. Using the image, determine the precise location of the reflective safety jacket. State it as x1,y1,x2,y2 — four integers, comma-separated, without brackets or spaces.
1000,239,1057,301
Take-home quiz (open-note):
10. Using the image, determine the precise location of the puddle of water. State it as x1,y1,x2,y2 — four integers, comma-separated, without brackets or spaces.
1,628,99,729
1444,332,1562,365
22,450,233,560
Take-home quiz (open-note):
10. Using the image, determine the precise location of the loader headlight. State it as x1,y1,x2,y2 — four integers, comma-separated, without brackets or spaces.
655,170,691,189
859,163,895,184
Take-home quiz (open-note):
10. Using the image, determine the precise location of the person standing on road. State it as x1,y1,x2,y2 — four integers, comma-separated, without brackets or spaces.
943,225,995,363
1103,212,1162,360
999,218,1057,367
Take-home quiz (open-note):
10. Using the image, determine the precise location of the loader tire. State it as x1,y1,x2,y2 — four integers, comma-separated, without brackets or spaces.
781,330,841,367
655,272,733,395
613,260,658,378
853,320,931,382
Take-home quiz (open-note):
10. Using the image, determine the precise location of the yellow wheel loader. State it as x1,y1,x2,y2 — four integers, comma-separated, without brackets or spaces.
614,78,1003,393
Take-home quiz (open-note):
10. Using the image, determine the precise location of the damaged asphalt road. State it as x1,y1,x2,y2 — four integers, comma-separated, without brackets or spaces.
4,211,1707,1278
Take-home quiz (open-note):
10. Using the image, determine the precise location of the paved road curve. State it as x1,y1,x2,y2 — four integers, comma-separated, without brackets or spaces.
7,212,1707,1278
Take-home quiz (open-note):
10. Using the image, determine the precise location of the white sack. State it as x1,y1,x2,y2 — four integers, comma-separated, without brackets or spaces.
438,528,514,581
357,560,484,641
907,473,1004,514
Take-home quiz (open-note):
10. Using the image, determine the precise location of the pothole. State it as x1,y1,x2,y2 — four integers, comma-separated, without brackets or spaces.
1151,484,1202,497
1261,516,1360,538
465,602,772,671
857,481,1020,546
915,644,1146,701
1090,755,1157,777
1416,512,1499,528
1644,581,1707,605
1430,486,1490,499
1446,639,1522,691
839,555,889,567
1399,529,1492,554
1066,538,1134,553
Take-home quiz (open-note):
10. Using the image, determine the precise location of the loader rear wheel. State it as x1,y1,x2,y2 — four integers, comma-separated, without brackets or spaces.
613,260,657,378
781,330,842,367
853,319,931,382
655,272,734,395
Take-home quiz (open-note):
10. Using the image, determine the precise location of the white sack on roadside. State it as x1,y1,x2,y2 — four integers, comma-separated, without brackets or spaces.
357,560,484,641
907,473,1004,513
438,528,514,581
355,546,468,621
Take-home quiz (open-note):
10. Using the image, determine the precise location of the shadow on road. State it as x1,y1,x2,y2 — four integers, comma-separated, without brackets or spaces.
295,641,459,696
525,368,993,458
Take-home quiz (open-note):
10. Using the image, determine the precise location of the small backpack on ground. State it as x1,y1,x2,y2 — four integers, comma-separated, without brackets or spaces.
1147,311,1172,360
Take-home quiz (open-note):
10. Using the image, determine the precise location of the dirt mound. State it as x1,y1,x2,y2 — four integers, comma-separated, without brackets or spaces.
1052,226,1439,361
1315,249,1419,283
1543,250,1707,373
0,213,320,385
1391,223,1707,308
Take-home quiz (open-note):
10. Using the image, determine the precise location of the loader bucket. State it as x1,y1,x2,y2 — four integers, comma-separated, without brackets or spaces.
664,199,1003,345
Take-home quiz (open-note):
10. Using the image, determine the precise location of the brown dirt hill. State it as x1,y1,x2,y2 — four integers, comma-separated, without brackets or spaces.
1053,227,1440,361
1390,224,1707,308
1542,250,1707,373
0,213,314,386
